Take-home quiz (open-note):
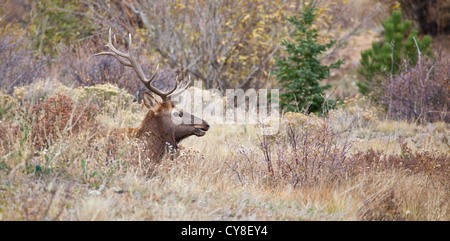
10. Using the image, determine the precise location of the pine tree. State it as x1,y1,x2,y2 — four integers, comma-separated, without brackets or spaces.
357,10,432,95
274,2,342,114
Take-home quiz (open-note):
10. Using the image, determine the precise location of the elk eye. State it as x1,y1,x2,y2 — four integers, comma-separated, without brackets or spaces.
173,111,182,117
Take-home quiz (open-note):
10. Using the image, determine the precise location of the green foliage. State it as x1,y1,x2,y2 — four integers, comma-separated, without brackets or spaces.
357,10,432,95
274,3,342,114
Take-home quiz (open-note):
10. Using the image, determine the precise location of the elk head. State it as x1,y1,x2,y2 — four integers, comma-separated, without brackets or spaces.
94,29,209,160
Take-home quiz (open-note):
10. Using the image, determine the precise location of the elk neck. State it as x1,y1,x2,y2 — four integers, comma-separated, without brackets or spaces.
134,109,178,151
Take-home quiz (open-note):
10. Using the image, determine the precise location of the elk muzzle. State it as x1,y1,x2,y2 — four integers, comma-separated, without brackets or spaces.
193,121,210,136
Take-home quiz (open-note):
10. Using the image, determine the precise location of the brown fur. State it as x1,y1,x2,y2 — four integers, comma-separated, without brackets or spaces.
126,92,209,161
93,29,208,161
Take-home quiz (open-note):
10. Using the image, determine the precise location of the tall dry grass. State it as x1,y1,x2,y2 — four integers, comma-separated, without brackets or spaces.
0,81,448,220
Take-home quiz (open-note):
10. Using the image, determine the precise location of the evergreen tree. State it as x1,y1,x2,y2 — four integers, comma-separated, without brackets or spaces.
274,2,342,114
357,10,432,95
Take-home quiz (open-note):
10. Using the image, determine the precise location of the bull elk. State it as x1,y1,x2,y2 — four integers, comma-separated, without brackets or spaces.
94,29,209,160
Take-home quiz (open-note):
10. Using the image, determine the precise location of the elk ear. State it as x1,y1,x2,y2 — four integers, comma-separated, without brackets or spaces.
142,92,159,111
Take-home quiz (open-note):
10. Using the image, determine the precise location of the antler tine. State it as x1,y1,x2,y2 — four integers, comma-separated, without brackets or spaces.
93,51,133,67
105,28,129,59
169,75,191,98
140,64,179,102
147,64,160,83
93,28,132,66
94,28,182,102
128,33,131,46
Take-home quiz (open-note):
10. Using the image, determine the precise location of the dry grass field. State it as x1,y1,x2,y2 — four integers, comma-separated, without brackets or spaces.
0,0,448,222
0,80,448,221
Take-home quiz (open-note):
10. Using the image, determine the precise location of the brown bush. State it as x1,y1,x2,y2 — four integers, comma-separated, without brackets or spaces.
351,138,449,185
25,94,99,148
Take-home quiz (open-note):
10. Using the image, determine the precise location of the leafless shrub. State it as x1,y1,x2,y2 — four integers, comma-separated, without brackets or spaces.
227,114,354,187
0,27,49,94
276,116,354,186
56,41,177,101
371,54,449,123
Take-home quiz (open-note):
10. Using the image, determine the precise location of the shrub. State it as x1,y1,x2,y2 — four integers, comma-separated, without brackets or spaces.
12,78,67,105
357,10,432,95
350,138,449,186
76,83,143,127
57,42,178,102
273,2,342,114
0,22,48,94
227,113,448,188
57,42,143,96
227,112,353,187
370,54,449,123
24,94,99,149
77,84,136,109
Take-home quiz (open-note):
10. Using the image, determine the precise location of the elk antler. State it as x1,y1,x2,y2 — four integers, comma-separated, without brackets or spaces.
94,28,190,102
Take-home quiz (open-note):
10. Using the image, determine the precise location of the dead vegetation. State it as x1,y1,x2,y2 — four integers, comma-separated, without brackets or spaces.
0,83,448,220
0,0,449,221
